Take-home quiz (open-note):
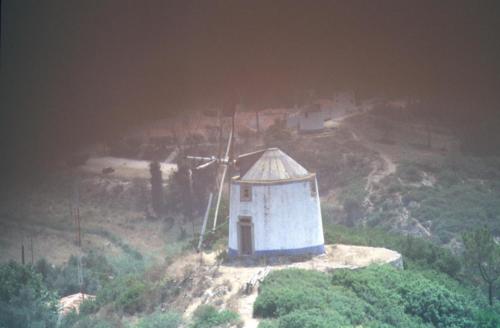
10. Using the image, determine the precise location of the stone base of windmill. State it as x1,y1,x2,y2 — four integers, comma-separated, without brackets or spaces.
181,244,403,328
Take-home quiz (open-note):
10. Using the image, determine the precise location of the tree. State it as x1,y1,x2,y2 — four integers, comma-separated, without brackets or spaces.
463,227,500,305
167,161,193,218
149,161,164,216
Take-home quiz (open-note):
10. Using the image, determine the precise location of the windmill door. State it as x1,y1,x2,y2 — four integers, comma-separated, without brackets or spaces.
238,217,253,256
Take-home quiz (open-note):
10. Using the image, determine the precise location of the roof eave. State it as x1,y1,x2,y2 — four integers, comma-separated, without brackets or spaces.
232,172,316,185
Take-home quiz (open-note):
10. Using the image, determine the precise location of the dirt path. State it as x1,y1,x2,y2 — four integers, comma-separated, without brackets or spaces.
365,152,397,195
340,115,432,237
336,114,397,205
80,156,177,179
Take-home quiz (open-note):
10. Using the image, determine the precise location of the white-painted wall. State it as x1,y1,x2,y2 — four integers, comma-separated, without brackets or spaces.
228,178,324,254
286,113,300,129
299,111,324,131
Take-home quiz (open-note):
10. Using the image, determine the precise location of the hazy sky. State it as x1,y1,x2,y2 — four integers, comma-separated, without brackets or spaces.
1,0,500,173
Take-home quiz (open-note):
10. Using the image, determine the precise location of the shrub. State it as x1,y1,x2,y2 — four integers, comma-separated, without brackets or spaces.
59,309,80,328
403,279,475,327
135,311,182,328
35,251,114,297
254,269,372,325
79,298,100,315
115,279,148,314
331,266,477,328
277,309,349,328
257,319,278,328
0,261,58,328
255,266,487,328
474,307,500,328
60,307,117,328
69,316,114,328
96,274,151,314
190,305,241,328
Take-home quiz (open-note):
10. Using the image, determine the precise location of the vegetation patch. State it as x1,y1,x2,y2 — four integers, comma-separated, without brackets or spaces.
254,266,496,328
135,311,182,328
190,305,241,328
95,274,152,315
408,182,500,243
391,156,500,243
35,251,114,297
0,261,58,328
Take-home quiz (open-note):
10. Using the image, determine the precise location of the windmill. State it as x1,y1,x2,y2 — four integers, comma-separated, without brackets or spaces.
187,108,236,250
187,105,325,258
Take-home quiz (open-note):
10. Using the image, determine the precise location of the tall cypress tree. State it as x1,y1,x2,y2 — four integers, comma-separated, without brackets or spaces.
149,161,164,216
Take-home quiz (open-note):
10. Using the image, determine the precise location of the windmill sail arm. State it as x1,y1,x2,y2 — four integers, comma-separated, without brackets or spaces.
187,155,215,161
196,159,217,170
224,127,233,161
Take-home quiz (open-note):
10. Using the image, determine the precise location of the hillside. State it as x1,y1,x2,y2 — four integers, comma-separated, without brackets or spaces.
1,106,499,327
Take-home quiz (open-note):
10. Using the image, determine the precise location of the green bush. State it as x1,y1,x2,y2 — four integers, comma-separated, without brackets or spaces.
69,316,114,328
96,274,151,314
254,266,491,328
254,269,368,324
135,311,182,328
257,319,278,328
107,252,149,277
35,251,114,297
0,261,58,328
474,306,500,328
79,298,100,315
277,309,350,328
60,308,117,328
403,279,475,327
331,266,477,328
59,309,79,328
190,305,240,328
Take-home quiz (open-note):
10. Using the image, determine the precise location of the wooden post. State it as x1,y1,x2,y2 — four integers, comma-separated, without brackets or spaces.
77,207,81,247
73,179,84,298
256,110,260,133
74,180,81,247
21,240,25,265
30,236,34,265
197,193,213,251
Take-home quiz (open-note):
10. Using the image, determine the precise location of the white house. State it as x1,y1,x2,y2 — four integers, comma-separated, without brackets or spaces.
299,104,325,132
286,104,325,132
228,148,325,257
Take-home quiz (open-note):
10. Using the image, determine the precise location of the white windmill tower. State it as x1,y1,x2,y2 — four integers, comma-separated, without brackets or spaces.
189,108,325,257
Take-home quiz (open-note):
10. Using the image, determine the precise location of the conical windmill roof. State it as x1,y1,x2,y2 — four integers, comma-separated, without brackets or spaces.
240,148,311,182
